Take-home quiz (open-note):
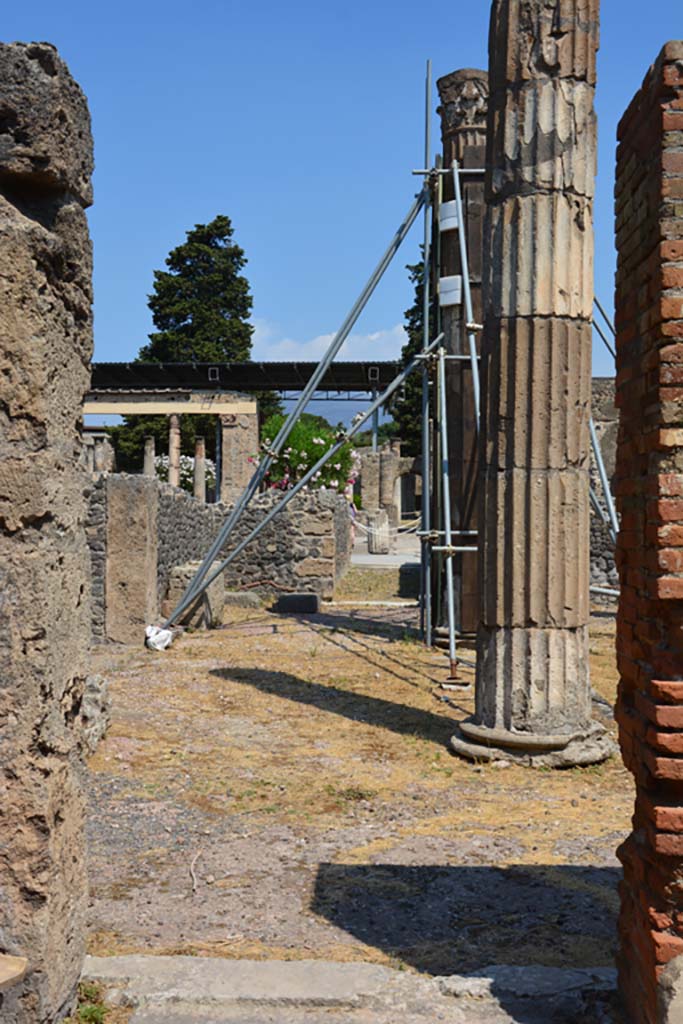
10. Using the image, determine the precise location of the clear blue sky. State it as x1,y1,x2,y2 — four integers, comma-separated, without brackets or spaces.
3,1,681,421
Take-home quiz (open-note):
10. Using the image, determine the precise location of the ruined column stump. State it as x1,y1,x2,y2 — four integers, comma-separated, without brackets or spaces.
168,413,181,488
450,0,613,766
612,42,683,1024
193,435,206,502
0,42,93,1022
143,435,156,477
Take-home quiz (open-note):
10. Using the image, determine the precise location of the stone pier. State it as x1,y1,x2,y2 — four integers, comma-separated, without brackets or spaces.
220,411,259,503
436,68,488,636
168,413,181,488
194,435,206,502
0,42,92,1021
143,435,156,477
451,0,612,766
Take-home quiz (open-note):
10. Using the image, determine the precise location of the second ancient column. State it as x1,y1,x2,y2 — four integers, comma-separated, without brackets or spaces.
451,0,612,765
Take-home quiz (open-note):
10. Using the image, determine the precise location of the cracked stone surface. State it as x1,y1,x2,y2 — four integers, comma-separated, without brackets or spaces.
0,41,93,1024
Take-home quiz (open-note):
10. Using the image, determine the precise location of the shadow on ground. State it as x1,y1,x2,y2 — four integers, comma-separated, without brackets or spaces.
210,666,456,744
312,863,620,1021
312,862,619,974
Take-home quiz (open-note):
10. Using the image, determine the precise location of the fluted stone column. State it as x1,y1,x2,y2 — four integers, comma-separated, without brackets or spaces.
436,69,488,636
451,0,613,766
193,435,206,502
143,435,156,477
168,413,181,488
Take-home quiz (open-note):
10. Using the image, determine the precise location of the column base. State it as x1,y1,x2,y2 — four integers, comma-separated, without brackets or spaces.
450,718,616,768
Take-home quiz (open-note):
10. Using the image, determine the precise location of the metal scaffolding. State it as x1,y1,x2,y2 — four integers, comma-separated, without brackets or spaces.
153,62,620,666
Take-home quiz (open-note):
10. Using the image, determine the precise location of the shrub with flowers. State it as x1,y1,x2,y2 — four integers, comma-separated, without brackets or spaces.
255,414,360,493
155,454,217,495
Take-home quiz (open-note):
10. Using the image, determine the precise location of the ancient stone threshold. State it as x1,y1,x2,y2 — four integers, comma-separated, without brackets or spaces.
84,955,618,1024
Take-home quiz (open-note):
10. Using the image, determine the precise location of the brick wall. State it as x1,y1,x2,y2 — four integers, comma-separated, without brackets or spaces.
614,41,683,1024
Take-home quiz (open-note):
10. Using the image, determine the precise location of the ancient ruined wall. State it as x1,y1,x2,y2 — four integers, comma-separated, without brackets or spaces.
0,43,92,1022
88,478,352,639
86,476,107,642
613,41,683,1024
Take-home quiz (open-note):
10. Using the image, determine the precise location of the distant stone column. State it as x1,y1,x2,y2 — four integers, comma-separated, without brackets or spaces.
168,413,181,488
451,0,613,766
193,435,206,502
93,438,106,473
143,435,156,476
220,411,259,504
0,42,93,1021
436,69,488,636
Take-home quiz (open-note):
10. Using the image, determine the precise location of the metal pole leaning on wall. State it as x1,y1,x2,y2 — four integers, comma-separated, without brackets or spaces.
164,333,446,626
165,188,428,623
420,58,433,645
590,417,619,544
437,347,458,677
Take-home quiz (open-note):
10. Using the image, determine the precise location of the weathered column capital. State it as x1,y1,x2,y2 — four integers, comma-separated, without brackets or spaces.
437,68,488,133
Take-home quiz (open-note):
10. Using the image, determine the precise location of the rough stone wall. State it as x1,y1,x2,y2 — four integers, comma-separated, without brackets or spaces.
613,41,683,1024
86,476,107,642
0,42,92,1023
89,478,352,640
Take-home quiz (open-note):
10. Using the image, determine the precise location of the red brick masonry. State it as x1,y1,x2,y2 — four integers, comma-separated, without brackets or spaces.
614,40,683,1024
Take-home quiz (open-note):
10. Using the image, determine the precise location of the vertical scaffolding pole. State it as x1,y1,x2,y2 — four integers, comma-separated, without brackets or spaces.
452,161,481,428
420,59,433,645
438,346,458,676
371,390,379,452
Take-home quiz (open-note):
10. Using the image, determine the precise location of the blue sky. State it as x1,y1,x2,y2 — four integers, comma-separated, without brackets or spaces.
3,1,682,421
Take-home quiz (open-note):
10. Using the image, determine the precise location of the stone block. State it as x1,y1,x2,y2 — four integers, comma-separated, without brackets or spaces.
273,593,320,614
224,591,262,609
163,562,225,629
80,675,111,754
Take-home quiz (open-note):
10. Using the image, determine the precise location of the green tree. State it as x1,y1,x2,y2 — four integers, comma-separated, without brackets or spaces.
108,215,281,471
388,259,433,457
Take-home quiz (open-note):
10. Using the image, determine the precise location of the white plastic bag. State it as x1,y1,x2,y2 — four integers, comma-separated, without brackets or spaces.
144,625,174,651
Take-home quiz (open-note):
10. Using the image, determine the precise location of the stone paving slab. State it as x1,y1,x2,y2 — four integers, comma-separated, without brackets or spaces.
85,956,618,1024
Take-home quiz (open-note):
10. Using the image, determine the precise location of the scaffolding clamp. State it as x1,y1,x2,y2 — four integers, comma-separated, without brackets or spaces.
466,321,483,333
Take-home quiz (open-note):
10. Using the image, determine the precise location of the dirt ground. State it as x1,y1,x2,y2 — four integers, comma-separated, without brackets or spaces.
85,568,630,977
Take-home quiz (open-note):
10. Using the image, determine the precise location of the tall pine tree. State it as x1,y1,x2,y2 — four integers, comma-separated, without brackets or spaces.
109,215,280,472
388,258,433,457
